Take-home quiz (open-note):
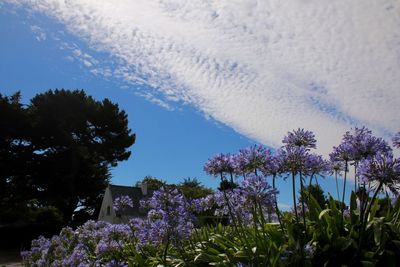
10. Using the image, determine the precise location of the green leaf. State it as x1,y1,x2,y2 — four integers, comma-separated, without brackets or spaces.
373,221,382,246
350,191,357,212
319,209,331,220
369,200,380,221
350,192,359,224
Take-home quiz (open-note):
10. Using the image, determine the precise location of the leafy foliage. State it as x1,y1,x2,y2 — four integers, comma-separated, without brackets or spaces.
177,177,213,200
135,176,167,190
0,90,135,225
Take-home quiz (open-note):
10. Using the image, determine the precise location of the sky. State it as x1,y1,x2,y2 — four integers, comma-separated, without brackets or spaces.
1,0,399,209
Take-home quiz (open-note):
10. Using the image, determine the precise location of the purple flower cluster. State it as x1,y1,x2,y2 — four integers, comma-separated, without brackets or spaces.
132,187,194,248
113,195,133,212
235,145,271,175
260,153,283,177
282,128,317,150
278,146,309,176
393,132,400,149
240,174,278,209
330,127,390,163
21,221,131,266
204,145,273,180
203,153,236,178
304,154,330,177
357,151,400,194
196,175,277,224
329,160,346,176
278,129,328,177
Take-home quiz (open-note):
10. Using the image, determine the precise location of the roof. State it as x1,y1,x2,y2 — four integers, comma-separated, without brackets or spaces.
108,184,153,217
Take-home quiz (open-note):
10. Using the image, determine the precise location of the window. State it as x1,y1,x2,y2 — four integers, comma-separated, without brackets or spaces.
107,206,111,216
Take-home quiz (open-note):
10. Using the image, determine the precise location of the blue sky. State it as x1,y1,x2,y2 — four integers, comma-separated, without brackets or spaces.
0,8,253,189
1,1,399,208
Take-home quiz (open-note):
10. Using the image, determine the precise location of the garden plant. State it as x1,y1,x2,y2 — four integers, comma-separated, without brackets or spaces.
21,128,400,266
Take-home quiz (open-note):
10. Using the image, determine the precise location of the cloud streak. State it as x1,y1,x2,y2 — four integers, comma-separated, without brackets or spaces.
5,0,400,154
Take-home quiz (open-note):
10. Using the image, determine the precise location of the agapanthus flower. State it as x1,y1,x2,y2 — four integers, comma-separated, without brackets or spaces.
61,243,90,266
282,128,317,149
331,127,391,163
113,195,133,212
191,194,215,213
304,243,315,259
240,174,278,207
234,145,271,175
330,141,355,163
21,220,137,267
204,153,236,178
137,187,194,247
393,132,400,149
278,146,310,176
213,189,251,223
304,154,329,177
21,236,51,266
329,160,346,176
212,175,277,224
260,153,284,177
357,151,400,194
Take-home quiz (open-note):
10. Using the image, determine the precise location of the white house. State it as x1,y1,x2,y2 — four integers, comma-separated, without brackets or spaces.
98,183,151,224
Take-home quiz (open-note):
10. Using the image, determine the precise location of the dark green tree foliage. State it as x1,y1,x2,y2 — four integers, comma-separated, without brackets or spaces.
177,177,213,199
0,92,37,222
0,90,135,224
135,176,213,200
218,180,237,191
136,176,167,190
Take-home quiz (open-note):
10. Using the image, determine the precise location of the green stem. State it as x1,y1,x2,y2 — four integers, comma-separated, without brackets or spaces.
341,160,348,226
252,199,261,266
354,162,358,193
299,172,307,227
308,174,314,204
364,182,383,224
335,171,340,201
273,175,283,231
163,234,170,264
221,185,252,257
292,172,299,223
359,181,383,254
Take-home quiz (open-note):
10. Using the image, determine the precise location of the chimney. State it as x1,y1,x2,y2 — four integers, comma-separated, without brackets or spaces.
140,182,148,196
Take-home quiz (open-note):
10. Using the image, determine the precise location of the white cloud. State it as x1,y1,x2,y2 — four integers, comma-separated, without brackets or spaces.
30,25,46,41
6,0,400,155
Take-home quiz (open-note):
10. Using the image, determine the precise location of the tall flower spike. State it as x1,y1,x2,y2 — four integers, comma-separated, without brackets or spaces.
261,153,284,177
137,187,194,248
113,195,133,212
357,152,400,195
279,146,310,176
235,145,271,175
204,153,236,178
304,154,329,177
282,128,317,150
331,126,391,162
393,132,400,149
212,174,277,224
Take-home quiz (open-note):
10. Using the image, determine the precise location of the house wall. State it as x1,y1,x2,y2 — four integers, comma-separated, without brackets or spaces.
98,187,116,223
